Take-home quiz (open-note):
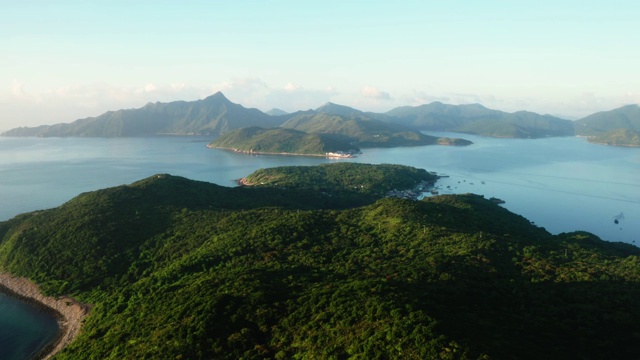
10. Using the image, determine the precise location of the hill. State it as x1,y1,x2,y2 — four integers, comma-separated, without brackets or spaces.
265,108,288,116
1,92,283,137
208,127,359,156
1,165,640,359
315,102,365,117
587,128,640,147
242,162,438,201
280,111,471,147
384,102,575,138
455,111,577,138
573,105,640,146
385,101,503,129
575,104,640,134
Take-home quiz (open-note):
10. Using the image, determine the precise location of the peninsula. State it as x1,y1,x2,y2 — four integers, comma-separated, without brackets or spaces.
0,164,639,358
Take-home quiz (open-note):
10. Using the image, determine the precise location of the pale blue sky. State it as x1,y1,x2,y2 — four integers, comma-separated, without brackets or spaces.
1,0,639,129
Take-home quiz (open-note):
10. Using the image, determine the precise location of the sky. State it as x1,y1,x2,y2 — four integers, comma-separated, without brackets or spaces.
1,0,639,130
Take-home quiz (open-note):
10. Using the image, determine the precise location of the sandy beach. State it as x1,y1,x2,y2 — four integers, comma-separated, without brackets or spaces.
0,273,89,359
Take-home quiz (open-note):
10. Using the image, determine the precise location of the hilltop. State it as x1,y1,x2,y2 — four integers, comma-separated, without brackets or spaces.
574,104,640,146
0,164,639,359
1,92,283,137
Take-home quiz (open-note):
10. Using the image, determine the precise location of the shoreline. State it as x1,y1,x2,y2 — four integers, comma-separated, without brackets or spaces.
207,145,356,158
0,273,89,360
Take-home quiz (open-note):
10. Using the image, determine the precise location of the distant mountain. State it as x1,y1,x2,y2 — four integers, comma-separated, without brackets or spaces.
1,92,284,137
265,108,288,116
455,111,577,138
383,102,575,138
385,101,503,129
587,128,640,147
315,102,365,117
574,104,640,136
9,93,633,140
279,111,471,147
208,126,359,156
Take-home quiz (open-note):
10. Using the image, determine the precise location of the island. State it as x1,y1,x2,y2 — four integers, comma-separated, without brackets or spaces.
207,127,360,158
0,164,639,359
208,115,472,158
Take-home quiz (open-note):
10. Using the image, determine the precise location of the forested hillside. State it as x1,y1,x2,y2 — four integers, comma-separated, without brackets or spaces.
0,165,639,359
208,127,360,156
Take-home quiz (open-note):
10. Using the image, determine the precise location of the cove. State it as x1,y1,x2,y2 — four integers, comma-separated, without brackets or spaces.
0,291,59,360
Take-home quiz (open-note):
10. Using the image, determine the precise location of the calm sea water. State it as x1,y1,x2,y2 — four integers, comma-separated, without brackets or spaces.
0,292,59,360
1,134,638,244
0,134,639,356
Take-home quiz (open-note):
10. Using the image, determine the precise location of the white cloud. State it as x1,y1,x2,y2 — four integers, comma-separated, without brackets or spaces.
144,83,158,92
11,80,25,97
361,86,391,100
283,82,301,92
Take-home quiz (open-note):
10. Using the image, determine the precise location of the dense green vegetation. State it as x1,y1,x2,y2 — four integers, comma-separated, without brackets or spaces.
208,127,359,155
279,111,466,148
210,109,471,156
587,128,640,147
244,163,437,198
0,164,639,359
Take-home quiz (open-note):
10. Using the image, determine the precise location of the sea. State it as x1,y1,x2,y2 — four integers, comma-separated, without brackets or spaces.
0,133,639,356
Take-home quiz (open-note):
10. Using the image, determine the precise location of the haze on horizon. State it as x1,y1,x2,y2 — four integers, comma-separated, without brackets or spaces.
1,0,639,131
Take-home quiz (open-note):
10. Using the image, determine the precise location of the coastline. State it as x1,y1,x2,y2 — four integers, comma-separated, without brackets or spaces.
0,273,89,360
207,145,356,158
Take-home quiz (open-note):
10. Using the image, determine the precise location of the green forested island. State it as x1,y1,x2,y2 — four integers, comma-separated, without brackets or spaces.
208,127,360,157
1,163,639,359
210,113,471,156
242,163,438,198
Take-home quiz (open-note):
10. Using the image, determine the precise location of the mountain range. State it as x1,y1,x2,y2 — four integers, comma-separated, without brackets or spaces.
3,93,640,143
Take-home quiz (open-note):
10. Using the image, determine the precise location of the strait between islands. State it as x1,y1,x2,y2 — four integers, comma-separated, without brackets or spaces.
0,273,89,360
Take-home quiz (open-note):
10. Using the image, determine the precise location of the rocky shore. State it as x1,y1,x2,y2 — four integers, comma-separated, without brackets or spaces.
0,273,89,359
